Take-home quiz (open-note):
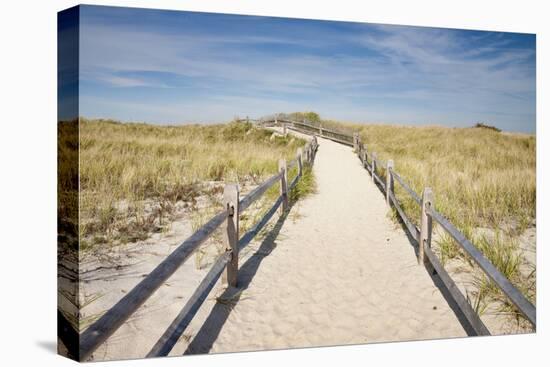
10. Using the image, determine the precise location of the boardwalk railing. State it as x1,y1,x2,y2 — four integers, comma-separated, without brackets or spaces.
68,136,319,361
262,118,536,334
249,117,355,146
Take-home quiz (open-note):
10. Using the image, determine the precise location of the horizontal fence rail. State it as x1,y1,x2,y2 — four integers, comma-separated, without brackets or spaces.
239,172,283,212
428,208,536,326
372,170,386,191
77,135,319,361
391,171,422,205
388,190,419,240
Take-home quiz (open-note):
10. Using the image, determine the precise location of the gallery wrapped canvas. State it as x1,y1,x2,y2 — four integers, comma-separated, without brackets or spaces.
58,5,536,362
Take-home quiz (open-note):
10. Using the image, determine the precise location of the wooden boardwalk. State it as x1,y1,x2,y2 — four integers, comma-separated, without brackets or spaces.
183,132,468,355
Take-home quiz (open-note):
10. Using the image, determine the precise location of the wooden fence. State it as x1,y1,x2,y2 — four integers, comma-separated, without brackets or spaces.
63,135,318,361
60,116,536,359
253,118,355,146
272,118,535,334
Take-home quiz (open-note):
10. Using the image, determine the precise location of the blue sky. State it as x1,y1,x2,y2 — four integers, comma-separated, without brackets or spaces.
69,5,536,132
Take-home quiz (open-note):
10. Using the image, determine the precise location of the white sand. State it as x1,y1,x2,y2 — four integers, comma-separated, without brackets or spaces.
83,132,468,361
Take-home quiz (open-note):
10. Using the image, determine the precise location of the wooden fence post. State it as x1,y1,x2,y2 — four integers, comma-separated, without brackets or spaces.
386,160,394,205
283,123,287,137
319,124,323,137
418,187,434,265
297,148,303,177
362,145,368,168
279,159,288,214
314,137,318,159
223,184,239,287
371,152,377,182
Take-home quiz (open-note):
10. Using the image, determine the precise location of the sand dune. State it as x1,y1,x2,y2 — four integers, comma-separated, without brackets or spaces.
83,132,467,361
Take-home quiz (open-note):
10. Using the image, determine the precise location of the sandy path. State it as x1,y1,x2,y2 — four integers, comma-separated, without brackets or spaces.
83,132,468,361
184,133,468,354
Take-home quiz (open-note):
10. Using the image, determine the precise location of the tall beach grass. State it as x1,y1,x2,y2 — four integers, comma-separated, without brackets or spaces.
77,118,306,250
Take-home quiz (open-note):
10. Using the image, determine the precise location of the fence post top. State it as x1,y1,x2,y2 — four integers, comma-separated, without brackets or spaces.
224,183,239,192
297,147,303,156
223,183,239,213
422,187,434,203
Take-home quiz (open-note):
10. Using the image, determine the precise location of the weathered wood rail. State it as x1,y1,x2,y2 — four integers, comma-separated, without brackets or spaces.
237,117,355,146
260,118,536,334
69,135,318,361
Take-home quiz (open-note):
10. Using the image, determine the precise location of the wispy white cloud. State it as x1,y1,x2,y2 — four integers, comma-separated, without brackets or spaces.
77,10,535,132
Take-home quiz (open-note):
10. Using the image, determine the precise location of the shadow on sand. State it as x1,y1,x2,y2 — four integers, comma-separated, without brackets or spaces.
184,200,296,355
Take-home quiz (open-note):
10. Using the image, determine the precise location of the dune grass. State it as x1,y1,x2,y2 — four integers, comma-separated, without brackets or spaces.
77,118,306,250
356,124,535,234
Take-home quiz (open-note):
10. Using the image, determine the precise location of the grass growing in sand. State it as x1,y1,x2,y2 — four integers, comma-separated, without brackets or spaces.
77,118,306,250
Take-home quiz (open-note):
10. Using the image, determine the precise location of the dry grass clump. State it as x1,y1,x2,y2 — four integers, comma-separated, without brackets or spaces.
79,118,305,250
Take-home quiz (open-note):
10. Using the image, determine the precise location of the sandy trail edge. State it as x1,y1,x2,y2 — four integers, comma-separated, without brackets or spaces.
181,132,467,355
